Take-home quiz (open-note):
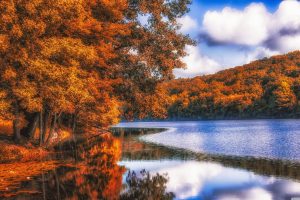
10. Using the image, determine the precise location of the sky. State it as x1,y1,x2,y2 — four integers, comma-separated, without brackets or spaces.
174,0,300,78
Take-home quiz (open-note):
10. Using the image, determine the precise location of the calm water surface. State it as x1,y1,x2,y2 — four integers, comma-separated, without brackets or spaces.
115,119,300,199
116,119,300,161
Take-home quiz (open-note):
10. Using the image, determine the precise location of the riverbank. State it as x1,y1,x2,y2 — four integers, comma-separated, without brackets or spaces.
0,125,113,163
0,125,71,163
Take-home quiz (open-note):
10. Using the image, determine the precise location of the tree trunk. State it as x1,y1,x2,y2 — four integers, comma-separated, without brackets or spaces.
42,173,46,200
27,113,39,139
68,114,72,129
39,111,43,146
72,114,77,134
13,104,21,143
46,113,57,145
71,113,78,161
57,112,62,127
42,110,49,143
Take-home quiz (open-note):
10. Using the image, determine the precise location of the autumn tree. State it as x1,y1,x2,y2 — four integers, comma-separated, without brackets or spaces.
0,0,129,143
115,0,194,119
0,0,194,143
269,79,297,115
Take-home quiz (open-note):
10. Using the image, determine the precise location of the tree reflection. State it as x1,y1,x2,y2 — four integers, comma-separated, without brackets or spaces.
121,170,174,200
1,134,175,200
48,134,125,200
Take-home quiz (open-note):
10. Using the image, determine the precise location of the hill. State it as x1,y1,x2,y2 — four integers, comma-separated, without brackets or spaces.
161,51,300,119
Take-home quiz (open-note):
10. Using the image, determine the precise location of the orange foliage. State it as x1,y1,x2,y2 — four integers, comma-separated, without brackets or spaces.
160,51,300,119
0,119,12,136
0,0,193,142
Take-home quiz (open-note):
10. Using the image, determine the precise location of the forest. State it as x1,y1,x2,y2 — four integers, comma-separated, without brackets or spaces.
0,0,193,145
151,51,300,120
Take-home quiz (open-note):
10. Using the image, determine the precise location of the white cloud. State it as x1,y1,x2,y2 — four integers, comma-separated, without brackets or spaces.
174,45,221,78
273,33,300,53
202,0,300,52
175,0,300,77
177,15,198,33
244,47,280,64
203,3,271,46
275,0,300,31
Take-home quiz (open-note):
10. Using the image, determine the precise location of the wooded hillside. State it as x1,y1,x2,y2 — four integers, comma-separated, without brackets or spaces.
152,51,300,119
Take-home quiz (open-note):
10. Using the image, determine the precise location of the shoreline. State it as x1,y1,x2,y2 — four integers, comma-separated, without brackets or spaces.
113,125,300,164
0,128,110,164
113,125,300,181
120,117,300,123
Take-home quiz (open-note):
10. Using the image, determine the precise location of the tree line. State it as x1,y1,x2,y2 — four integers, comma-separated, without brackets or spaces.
0,0,193,144
145,51,300,120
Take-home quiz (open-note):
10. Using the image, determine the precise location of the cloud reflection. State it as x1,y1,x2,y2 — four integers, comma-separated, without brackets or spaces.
119,160,300,200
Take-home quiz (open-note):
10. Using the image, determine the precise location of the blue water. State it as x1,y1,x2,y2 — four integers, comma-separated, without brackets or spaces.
116,119,300,161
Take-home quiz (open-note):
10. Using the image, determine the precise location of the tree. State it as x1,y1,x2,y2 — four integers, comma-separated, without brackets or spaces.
0,0,194,143
0,0,129,143
269,79,297,114
115,0,194,119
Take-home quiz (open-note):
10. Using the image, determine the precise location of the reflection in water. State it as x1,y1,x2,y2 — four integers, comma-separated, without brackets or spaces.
119,160,300,200
0,134,125,199
0,161,58,198
52,135,125,200
115,126,300,200
115,120,300,161
120,170,174,200
1,122,300,199
0,133,175,200
113,127,300,181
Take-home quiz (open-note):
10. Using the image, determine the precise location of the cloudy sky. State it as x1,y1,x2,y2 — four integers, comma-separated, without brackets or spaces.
174,0,300,78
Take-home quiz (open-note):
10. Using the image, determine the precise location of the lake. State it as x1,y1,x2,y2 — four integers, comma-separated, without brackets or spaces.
116,119,300,161
1,119,300,199
115,119,300,199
